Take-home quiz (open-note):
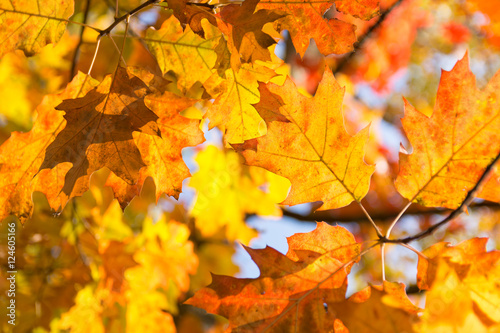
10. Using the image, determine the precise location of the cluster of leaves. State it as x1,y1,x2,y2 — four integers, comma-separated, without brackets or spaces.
1,0,500,332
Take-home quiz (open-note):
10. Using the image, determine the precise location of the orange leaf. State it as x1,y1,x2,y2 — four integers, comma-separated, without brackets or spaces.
0,0,74,57
257,0,378,56
235,67,375,210
185,223,361,332
395,53,500,208
38,67,161,200
219,0,286,63
415,238,500,331
0,73,98,222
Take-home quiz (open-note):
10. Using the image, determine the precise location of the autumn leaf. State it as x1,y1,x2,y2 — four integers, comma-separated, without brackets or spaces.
235,67,375,210
0,0,74,57
331,281,421,333
256,0,378,56
205,63,276,144
0,72,98,223
38,67,161,201
414,238,500,332
163,0,217,37
395,53,500,208
186,223,361,332
145,16,222,92
218,0,286,63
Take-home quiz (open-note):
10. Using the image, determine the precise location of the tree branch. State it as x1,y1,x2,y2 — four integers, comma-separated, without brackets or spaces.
334,0,405,74
70,0,92,81
99,0,160,38
381,152,500,244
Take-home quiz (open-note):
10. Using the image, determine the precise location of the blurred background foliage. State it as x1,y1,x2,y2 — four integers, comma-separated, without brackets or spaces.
1,0,500,331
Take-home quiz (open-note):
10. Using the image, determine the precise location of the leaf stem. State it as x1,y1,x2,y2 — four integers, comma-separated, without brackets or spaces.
358,202,383,238
385,201,412,239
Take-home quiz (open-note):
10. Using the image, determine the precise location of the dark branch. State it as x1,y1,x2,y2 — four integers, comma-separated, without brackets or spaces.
334,0,405,74
279,201,500,223
70,0,92,81
381,152,500,244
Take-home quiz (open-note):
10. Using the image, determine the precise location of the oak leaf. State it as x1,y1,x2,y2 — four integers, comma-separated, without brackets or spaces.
39,67,161,201
0,0,74,57
205,63,276,144
218,0,286,64
395,54,500,208
235,67,375,210
185,223,361,332
414,238,500,332
0,73,98,223
256,0,378,56
104,71,205,206
145,16,222,92
163,0,217,37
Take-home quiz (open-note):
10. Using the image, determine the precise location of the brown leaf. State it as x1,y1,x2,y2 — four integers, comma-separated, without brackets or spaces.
39,67,161,200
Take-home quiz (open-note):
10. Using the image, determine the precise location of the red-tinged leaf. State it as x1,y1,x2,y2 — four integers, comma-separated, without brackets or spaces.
38,67,161,201
395,53,500,208
0,73,98,222
234,67,374,210
257,0,379,56
219,0,286,63
186,223,362,332
0,0,74,57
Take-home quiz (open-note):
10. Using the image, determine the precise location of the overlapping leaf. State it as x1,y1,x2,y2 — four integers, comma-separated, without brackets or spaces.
38,67,161,201
186,223,362,332
0,0,74,57
414,238,500,332
205,63,276,144
218,0,286,63
0,73,98,223
235,67,375,210
164,0,217,37
395,54,500,208
257,0,378,56
104,70,205,206
145,16,222,92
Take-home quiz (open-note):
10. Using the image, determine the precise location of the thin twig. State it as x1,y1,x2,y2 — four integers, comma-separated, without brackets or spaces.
99,0,160,38
381,151,500,244
70,0,92,81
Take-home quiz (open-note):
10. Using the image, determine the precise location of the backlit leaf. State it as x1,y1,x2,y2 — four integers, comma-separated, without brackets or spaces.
395,54,500,208
235,67,375,210
0,0,74,57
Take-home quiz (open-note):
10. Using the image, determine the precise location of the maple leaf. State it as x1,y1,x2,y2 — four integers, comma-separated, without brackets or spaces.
145,16,222,92
395,53,500,208
186,223,361,332
205,63,276,144
0,73,98,223
0,0,74,57
256,0,378,56
234,67,375,210
218,0,286,64
38,67,161,200
414,238,500,332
